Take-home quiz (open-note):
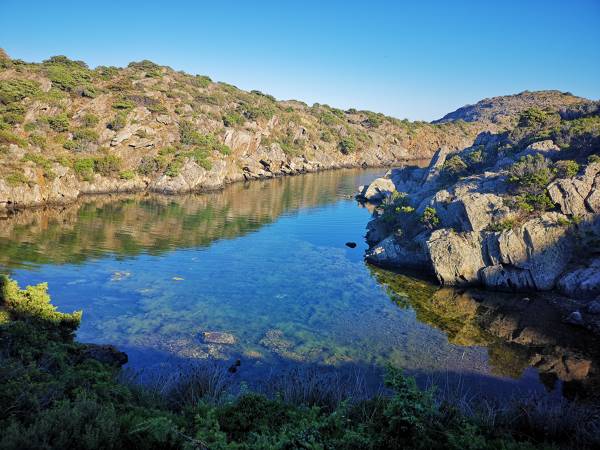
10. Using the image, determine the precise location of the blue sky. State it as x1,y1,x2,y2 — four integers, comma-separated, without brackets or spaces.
1,0,598,121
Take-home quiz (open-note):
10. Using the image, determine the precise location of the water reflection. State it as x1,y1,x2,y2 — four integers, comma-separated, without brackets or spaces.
372,267,600,400
0,169,379,268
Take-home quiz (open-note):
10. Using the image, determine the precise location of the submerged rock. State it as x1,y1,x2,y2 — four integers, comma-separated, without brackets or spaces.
201,331,236,345
345,241,357,248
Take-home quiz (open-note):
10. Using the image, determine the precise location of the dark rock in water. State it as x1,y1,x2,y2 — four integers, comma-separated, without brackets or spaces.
345,242,357,248
228,359,241,373
201,331,236,345
80,344,128,367
564,311,583,326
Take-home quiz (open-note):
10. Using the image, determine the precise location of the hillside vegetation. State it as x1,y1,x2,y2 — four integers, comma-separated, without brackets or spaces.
1,49,593,209
0,49,491,209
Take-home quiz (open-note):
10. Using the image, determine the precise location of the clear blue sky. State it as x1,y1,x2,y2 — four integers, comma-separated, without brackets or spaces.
1,0,599,121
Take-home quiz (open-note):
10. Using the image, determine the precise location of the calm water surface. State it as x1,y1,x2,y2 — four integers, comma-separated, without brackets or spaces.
1,168,598,399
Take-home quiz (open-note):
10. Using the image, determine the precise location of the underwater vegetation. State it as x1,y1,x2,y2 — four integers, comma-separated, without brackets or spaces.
1,275,600,449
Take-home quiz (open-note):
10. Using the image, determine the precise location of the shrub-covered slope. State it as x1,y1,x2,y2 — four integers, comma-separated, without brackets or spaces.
0,50,491,209
1,49,594,209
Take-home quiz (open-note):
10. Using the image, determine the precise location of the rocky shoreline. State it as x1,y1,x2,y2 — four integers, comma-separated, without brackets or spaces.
0,151,414,211
358,138,600,334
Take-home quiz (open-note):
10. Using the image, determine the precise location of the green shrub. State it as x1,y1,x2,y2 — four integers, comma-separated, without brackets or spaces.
554,159,579,178
0,79,40,104
72,128,99,143
363,111,384,128
518,107,550,128
93,155,121,176
5,172,29,186
119,170,135,180
43,56,94,94
320,129,333,142
28,134,47,149
222,111,244,127
508,154,553,193
486,218,518,232
588,154,600,164
137,157,158,176
238,102,276,121
73,157,95,180
192,75,212,88
1,105,26,124
112,99,134,110
515,192,556,212
339,136,356,154
165,157,184,177
381,192,411,223
442,155,468,177
250,90,276,102
81,113,99,128
0,129,27,147
179,120,202,145
46,113,70,132
319,110,339,126
421,207,440,229
107,111,128,131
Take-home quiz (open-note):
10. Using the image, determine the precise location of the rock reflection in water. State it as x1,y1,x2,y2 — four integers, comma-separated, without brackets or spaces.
371,266,600,400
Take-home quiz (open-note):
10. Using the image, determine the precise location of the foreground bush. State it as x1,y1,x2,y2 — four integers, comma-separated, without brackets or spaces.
0,276,596,449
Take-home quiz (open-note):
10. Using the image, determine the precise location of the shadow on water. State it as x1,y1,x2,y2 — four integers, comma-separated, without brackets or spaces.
1,167,599,403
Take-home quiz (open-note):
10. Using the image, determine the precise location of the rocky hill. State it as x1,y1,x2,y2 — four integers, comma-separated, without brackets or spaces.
359,100,600,331
2,49,596,210
0,50,494,210
433,90,592,125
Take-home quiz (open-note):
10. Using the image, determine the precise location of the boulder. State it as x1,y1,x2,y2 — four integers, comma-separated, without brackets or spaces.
361,177,396,202
366,233,430,268
557,259,600,298
426,230,485,285
548,162,600,216
479,264,536,291
422,147,449,184
515,140,560,159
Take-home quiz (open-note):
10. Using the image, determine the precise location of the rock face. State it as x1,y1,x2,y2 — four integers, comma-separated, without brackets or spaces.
548,162,600,217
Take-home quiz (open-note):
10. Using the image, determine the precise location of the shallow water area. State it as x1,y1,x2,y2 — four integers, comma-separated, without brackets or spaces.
1,168,598,400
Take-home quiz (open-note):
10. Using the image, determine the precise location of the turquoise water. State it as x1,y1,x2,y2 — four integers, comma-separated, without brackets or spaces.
1,169,597,398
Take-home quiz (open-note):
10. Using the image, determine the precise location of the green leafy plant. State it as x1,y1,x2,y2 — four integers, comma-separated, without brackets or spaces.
421,207,440,229
554,159,579,178
46,113,70,132
338,136,356,154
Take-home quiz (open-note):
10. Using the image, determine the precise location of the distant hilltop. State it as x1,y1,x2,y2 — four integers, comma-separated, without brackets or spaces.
433,90,598,125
